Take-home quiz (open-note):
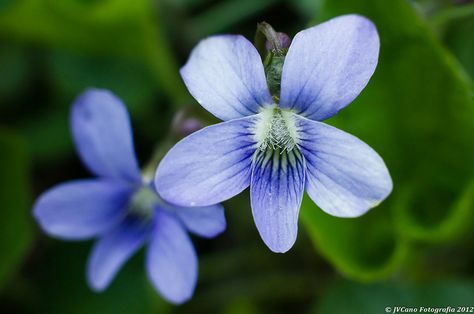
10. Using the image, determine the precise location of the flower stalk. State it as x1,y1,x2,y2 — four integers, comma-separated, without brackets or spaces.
256,22,291,98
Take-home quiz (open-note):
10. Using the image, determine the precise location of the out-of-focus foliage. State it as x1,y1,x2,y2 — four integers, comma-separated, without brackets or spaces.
441,5,474,79
315,279,474,314
0,130,32,289
0,0,473,313
301,0,474,281
0,0,187,162
21,243,170,314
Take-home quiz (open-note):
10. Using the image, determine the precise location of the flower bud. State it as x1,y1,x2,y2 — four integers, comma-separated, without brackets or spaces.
171,109,203,137
265,32,291,52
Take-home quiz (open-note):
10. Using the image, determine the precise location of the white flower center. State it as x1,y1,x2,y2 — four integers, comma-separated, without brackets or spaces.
254,106,298,152
128,186,158,221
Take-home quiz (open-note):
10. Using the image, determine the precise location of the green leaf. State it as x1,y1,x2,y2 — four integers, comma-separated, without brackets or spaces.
394,179,474,242
0,0,14,12
43,0,144,25
301,196,410,281
315,279,474,314
0,129,33,289
301,0,474,280
443,14,474,80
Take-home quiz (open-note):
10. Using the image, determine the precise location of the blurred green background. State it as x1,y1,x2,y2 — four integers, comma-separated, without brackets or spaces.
1,0,474,313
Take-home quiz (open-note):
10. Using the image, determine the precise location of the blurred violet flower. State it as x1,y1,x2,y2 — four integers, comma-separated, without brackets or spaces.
155,15,392,253
33,89,226,304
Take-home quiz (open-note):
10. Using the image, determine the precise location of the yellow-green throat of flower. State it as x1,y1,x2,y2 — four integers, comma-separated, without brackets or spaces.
254,106,298,153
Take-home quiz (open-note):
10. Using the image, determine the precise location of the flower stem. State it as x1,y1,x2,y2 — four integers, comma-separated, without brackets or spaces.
141,135,175,183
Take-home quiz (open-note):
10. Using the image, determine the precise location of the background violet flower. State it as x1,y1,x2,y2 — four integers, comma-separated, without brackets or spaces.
33,89,226,304
155,15,393,253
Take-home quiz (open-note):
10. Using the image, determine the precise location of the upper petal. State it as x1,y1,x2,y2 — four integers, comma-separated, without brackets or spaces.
250,148,306,253
180,35,273,121
296,115,392,217
280,14,380,121
172,204,226,238
87,218,149,291
155,116,257,207
146,211,197,304
33,179,132,240
71,88,142,183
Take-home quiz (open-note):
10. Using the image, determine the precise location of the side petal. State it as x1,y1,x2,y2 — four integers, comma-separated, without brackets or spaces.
71,88,142,183
280,14,380,121
180,35,273,121
155,116,257,207
250,148,306,253
296,115,393,217
146,211,197,304
33,179,131,240
87,219,149,291
172,204,226,238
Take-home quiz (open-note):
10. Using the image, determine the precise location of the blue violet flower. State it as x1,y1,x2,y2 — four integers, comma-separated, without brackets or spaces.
155,15,393,253
33,89,226,304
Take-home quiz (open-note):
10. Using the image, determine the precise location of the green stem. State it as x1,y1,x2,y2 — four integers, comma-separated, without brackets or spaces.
141,135,175,182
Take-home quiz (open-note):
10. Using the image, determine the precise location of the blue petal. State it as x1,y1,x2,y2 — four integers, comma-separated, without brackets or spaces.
33,179,131,240
87,219,149,291
280,15,380,121
250,148,306,253
146,211,197,304
296,115,392,217
155,116,257,207
71,88,142,183
180,35,273,121
172,203,226,238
